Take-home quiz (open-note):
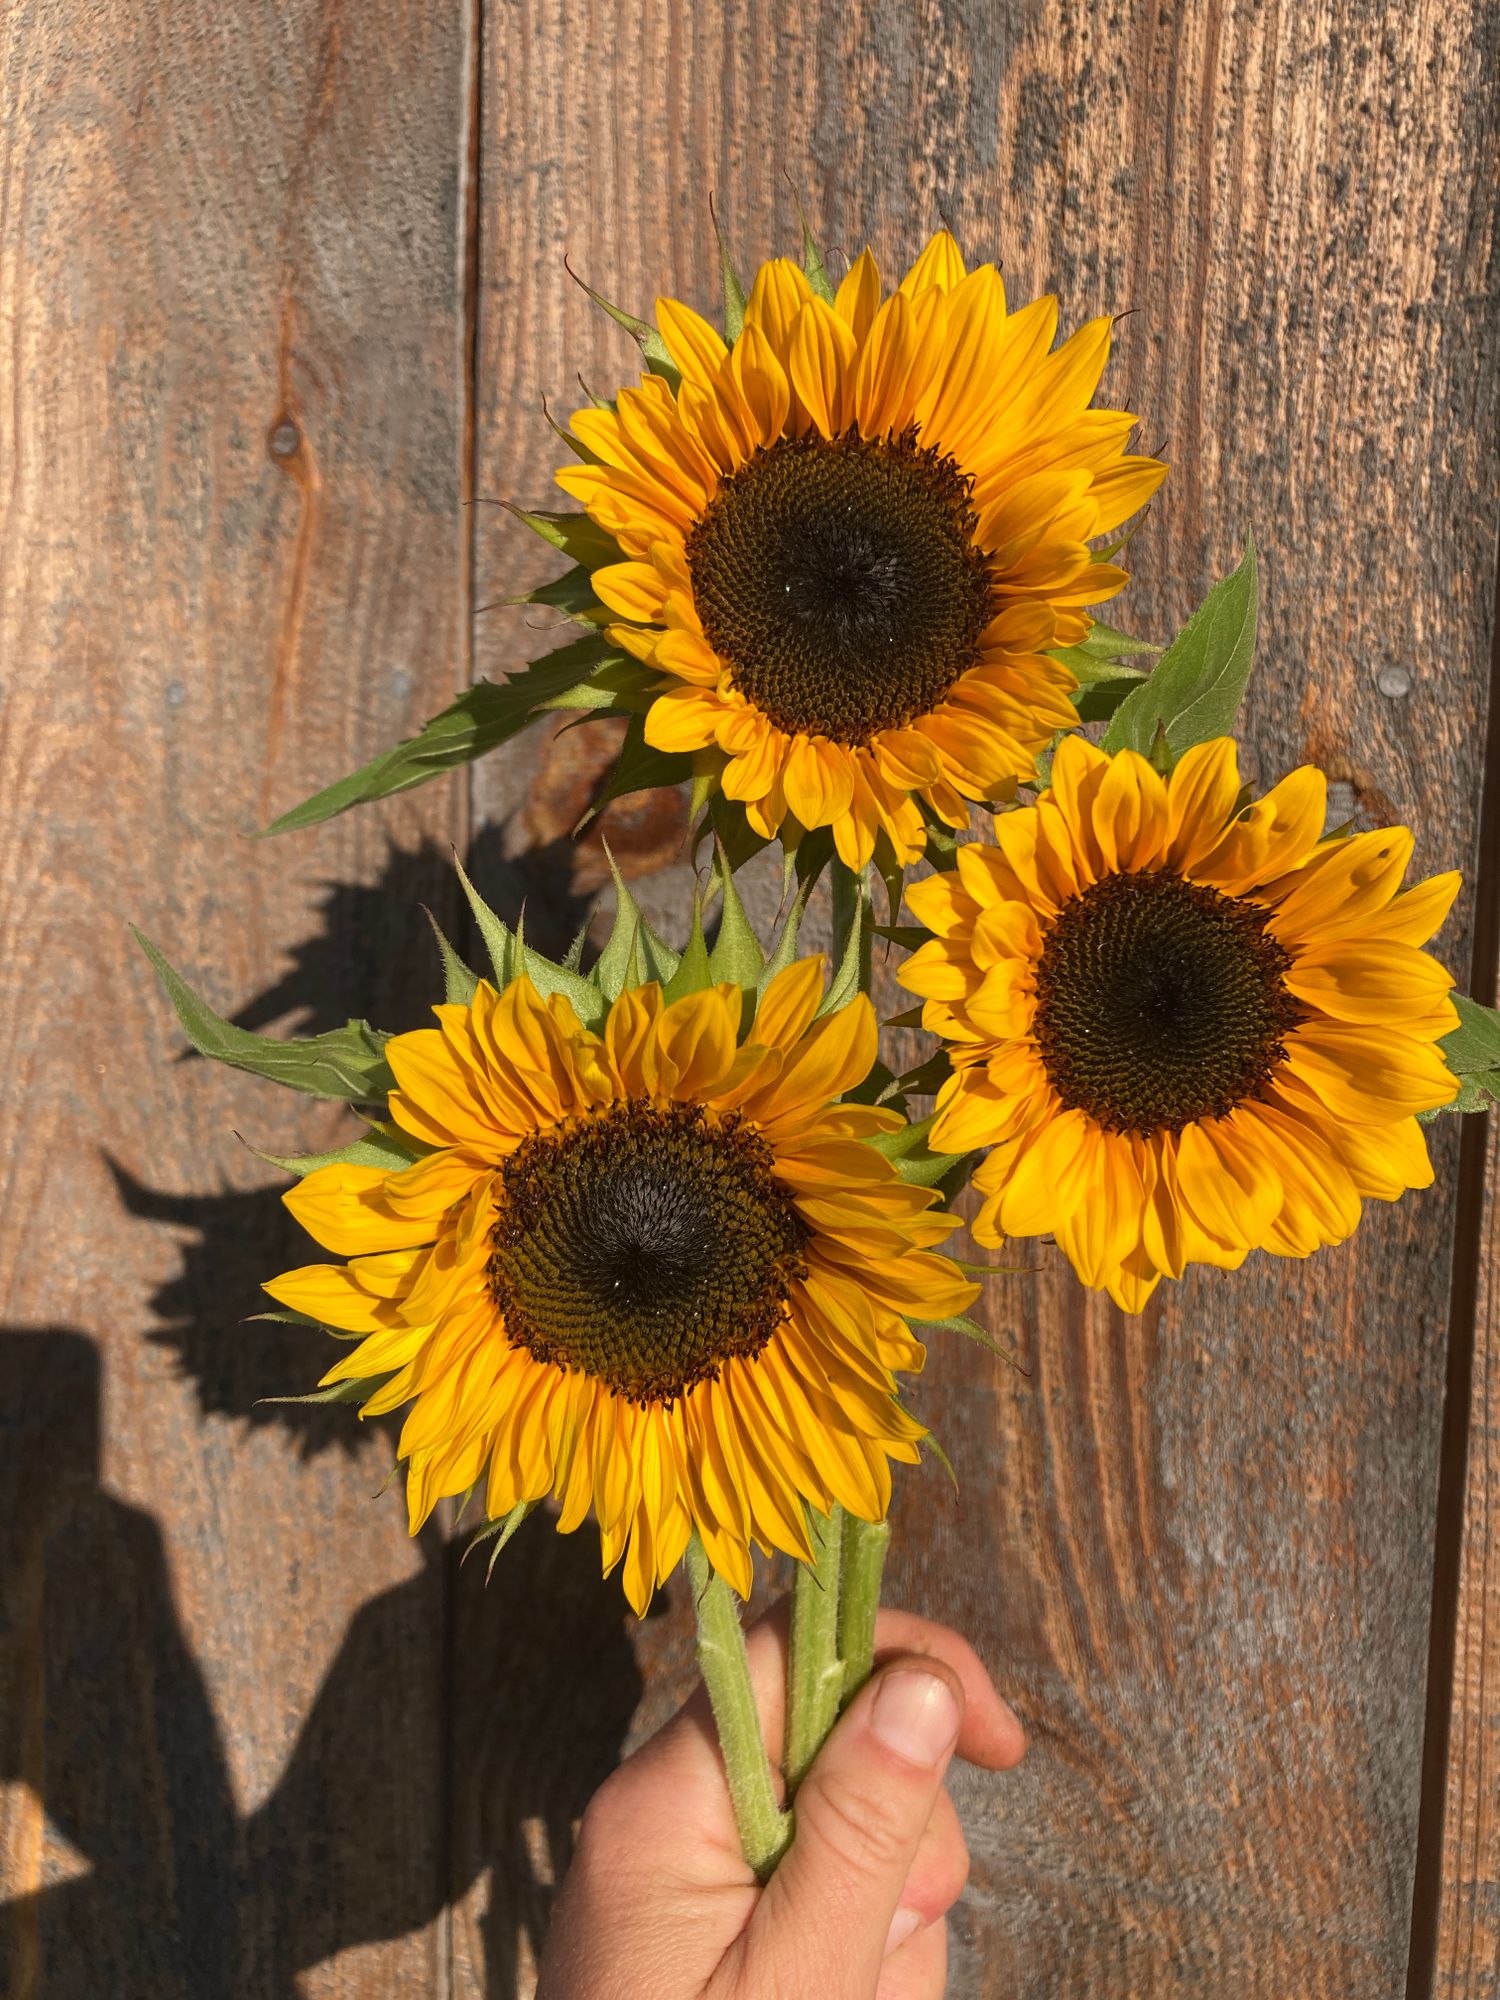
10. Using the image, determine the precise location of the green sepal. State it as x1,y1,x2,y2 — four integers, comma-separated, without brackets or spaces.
575,711,695,833
663,894,714,1001
425,907,480,1004
135,929,394,1102
918,809,965,872
868,1116,970,1189
455,857,520,987
513,910,605,1023
757,871,819,999
1101,538,1258,765
495,563,609,626
795,198,836,304
872,925,927,951
1075,620,1161,660
919,1428,960,1492
262,1373,394,1408
820,862,868,1017
1054,633,1151,726
248,1128,426,1178
504,504,624,570
261,634,621,836
466,1499,540,1582
882,1004,926,1032
711,198,749,340
594,848,683,1001
911,1313,1013,1363
561,922,590,973
540,657,658,715
845,1059,898,1107
889,1050,952,1098
568,266,681,389
706,843,766,996
701,793,774,876
454,860,605,1026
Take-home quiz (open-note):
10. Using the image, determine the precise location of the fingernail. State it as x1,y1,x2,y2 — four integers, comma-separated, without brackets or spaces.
870,1668,960,1766
884,1907,922,1956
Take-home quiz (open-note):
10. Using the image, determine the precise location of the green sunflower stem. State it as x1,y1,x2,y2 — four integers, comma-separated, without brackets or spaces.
785,1502,846,1793
837,1512,891,1706
685,1534,792,1880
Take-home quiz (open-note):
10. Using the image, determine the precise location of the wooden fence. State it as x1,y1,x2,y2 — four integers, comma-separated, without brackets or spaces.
3,2,1498,1993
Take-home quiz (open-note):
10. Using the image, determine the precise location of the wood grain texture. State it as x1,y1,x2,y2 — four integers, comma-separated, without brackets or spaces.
2,0,1496,1995
0,2,469,1993
1431,1107,1500,1998
471,2,1500,1996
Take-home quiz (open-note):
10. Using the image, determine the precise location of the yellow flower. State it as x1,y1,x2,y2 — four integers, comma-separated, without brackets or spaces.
265,963,975,1612
900,735,1461,1311
558,231,1166,871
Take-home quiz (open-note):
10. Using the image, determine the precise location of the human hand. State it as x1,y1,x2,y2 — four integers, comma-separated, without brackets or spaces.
538,1604,1025,2000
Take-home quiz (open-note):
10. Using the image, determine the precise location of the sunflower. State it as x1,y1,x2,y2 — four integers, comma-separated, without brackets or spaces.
899,735,1461,1311
264,962,974,1612
558,230,1166,870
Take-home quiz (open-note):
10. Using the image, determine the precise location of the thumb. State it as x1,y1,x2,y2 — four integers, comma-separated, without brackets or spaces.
742,1655,964,1999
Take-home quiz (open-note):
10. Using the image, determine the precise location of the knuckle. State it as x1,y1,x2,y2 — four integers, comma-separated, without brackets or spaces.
802,1767,912,1876
572,1770,634,1866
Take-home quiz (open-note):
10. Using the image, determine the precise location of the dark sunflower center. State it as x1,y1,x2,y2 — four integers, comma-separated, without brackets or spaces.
685,425,995,746
486,1100,808,1405
1032,870,1303,1136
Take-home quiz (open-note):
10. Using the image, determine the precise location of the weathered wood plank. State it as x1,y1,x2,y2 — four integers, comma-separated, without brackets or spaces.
0,2,470,1993
470,2,1500,1996
1429,1105,1500,1993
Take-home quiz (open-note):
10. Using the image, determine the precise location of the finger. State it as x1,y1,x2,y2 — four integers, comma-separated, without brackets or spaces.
877,1911,948,2000
873,1606,1026,1770
896,1784,969,1935
743,1652,965,2000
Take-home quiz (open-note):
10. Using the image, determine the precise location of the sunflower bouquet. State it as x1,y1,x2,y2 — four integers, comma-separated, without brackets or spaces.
142,223,1500,1882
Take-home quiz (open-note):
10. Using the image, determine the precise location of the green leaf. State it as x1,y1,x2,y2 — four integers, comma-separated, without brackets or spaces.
1101,538,1258,763
1441,994,1500,1075
249,1129,424,1178
135,930,393,1102
261,636,618,836
425,908,479,1005
454,858,519,987
1424,996,1500,1116
1433,1072,1500,1117
706,845,765,995
1071,676,1145,726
